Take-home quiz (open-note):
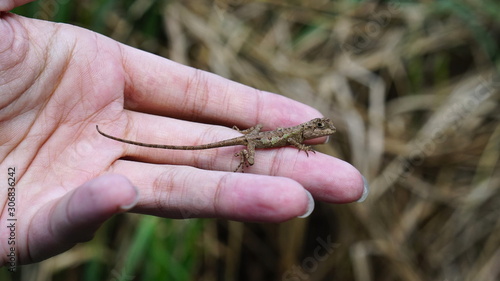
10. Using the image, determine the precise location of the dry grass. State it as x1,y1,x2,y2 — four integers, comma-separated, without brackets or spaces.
153,2,500,280
11,0,500,280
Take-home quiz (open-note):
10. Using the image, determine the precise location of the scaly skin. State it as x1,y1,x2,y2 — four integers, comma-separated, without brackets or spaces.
96,118,336,172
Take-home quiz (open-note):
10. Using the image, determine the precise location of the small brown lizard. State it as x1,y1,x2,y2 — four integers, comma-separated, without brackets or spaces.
96,118,336,172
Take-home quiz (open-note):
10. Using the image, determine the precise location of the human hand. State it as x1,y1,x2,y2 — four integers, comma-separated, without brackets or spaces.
0,11,367,266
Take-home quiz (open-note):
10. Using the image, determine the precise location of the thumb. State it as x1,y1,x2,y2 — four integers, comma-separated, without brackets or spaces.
27,174,139,263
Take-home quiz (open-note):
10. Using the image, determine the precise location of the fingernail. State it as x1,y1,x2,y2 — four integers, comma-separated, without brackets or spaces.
357,175,369,202
298,189,315,218
120,185,140,210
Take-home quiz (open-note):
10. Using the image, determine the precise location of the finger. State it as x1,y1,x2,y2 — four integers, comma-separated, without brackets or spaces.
178,146,365,203
0,0,33,11
122,145,364,203
27,174,138,263
259,148,367,203
119,44,323,128
95,117,364,203
109,161,313,222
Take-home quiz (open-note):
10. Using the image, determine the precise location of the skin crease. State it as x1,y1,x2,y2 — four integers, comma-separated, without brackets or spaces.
0,2,365,267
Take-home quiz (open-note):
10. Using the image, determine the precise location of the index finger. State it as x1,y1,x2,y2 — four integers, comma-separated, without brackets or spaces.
120,44,324,128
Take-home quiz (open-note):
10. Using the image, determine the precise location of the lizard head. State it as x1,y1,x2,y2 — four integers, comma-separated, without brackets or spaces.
302,118,336,139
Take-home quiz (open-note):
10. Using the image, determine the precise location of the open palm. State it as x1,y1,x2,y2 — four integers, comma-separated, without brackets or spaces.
0,13,365,266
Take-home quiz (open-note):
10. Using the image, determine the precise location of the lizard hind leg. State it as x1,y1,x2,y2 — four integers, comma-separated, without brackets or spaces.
234,149,254,172
232,124,263,135
233,142,256,172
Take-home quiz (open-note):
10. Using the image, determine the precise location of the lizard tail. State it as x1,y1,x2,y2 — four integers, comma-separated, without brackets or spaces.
96,125,241,150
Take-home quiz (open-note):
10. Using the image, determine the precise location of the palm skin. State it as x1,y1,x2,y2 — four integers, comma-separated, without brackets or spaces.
0,12,365,266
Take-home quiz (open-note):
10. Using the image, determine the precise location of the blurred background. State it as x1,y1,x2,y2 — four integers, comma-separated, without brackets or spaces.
5,0,500,280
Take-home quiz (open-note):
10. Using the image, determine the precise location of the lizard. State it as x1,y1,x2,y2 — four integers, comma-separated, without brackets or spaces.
96,118,336,172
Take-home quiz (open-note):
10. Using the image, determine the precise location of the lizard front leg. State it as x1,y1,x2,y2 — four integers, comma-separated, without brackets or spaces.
234,143,256,172
287,138,316,157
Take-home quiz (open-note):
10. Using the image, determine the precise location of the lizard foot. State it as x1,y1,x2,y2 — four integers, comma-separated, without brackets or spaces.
287,138,316,157
301,147,316,157
294,143,315,157
234,150,252,172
